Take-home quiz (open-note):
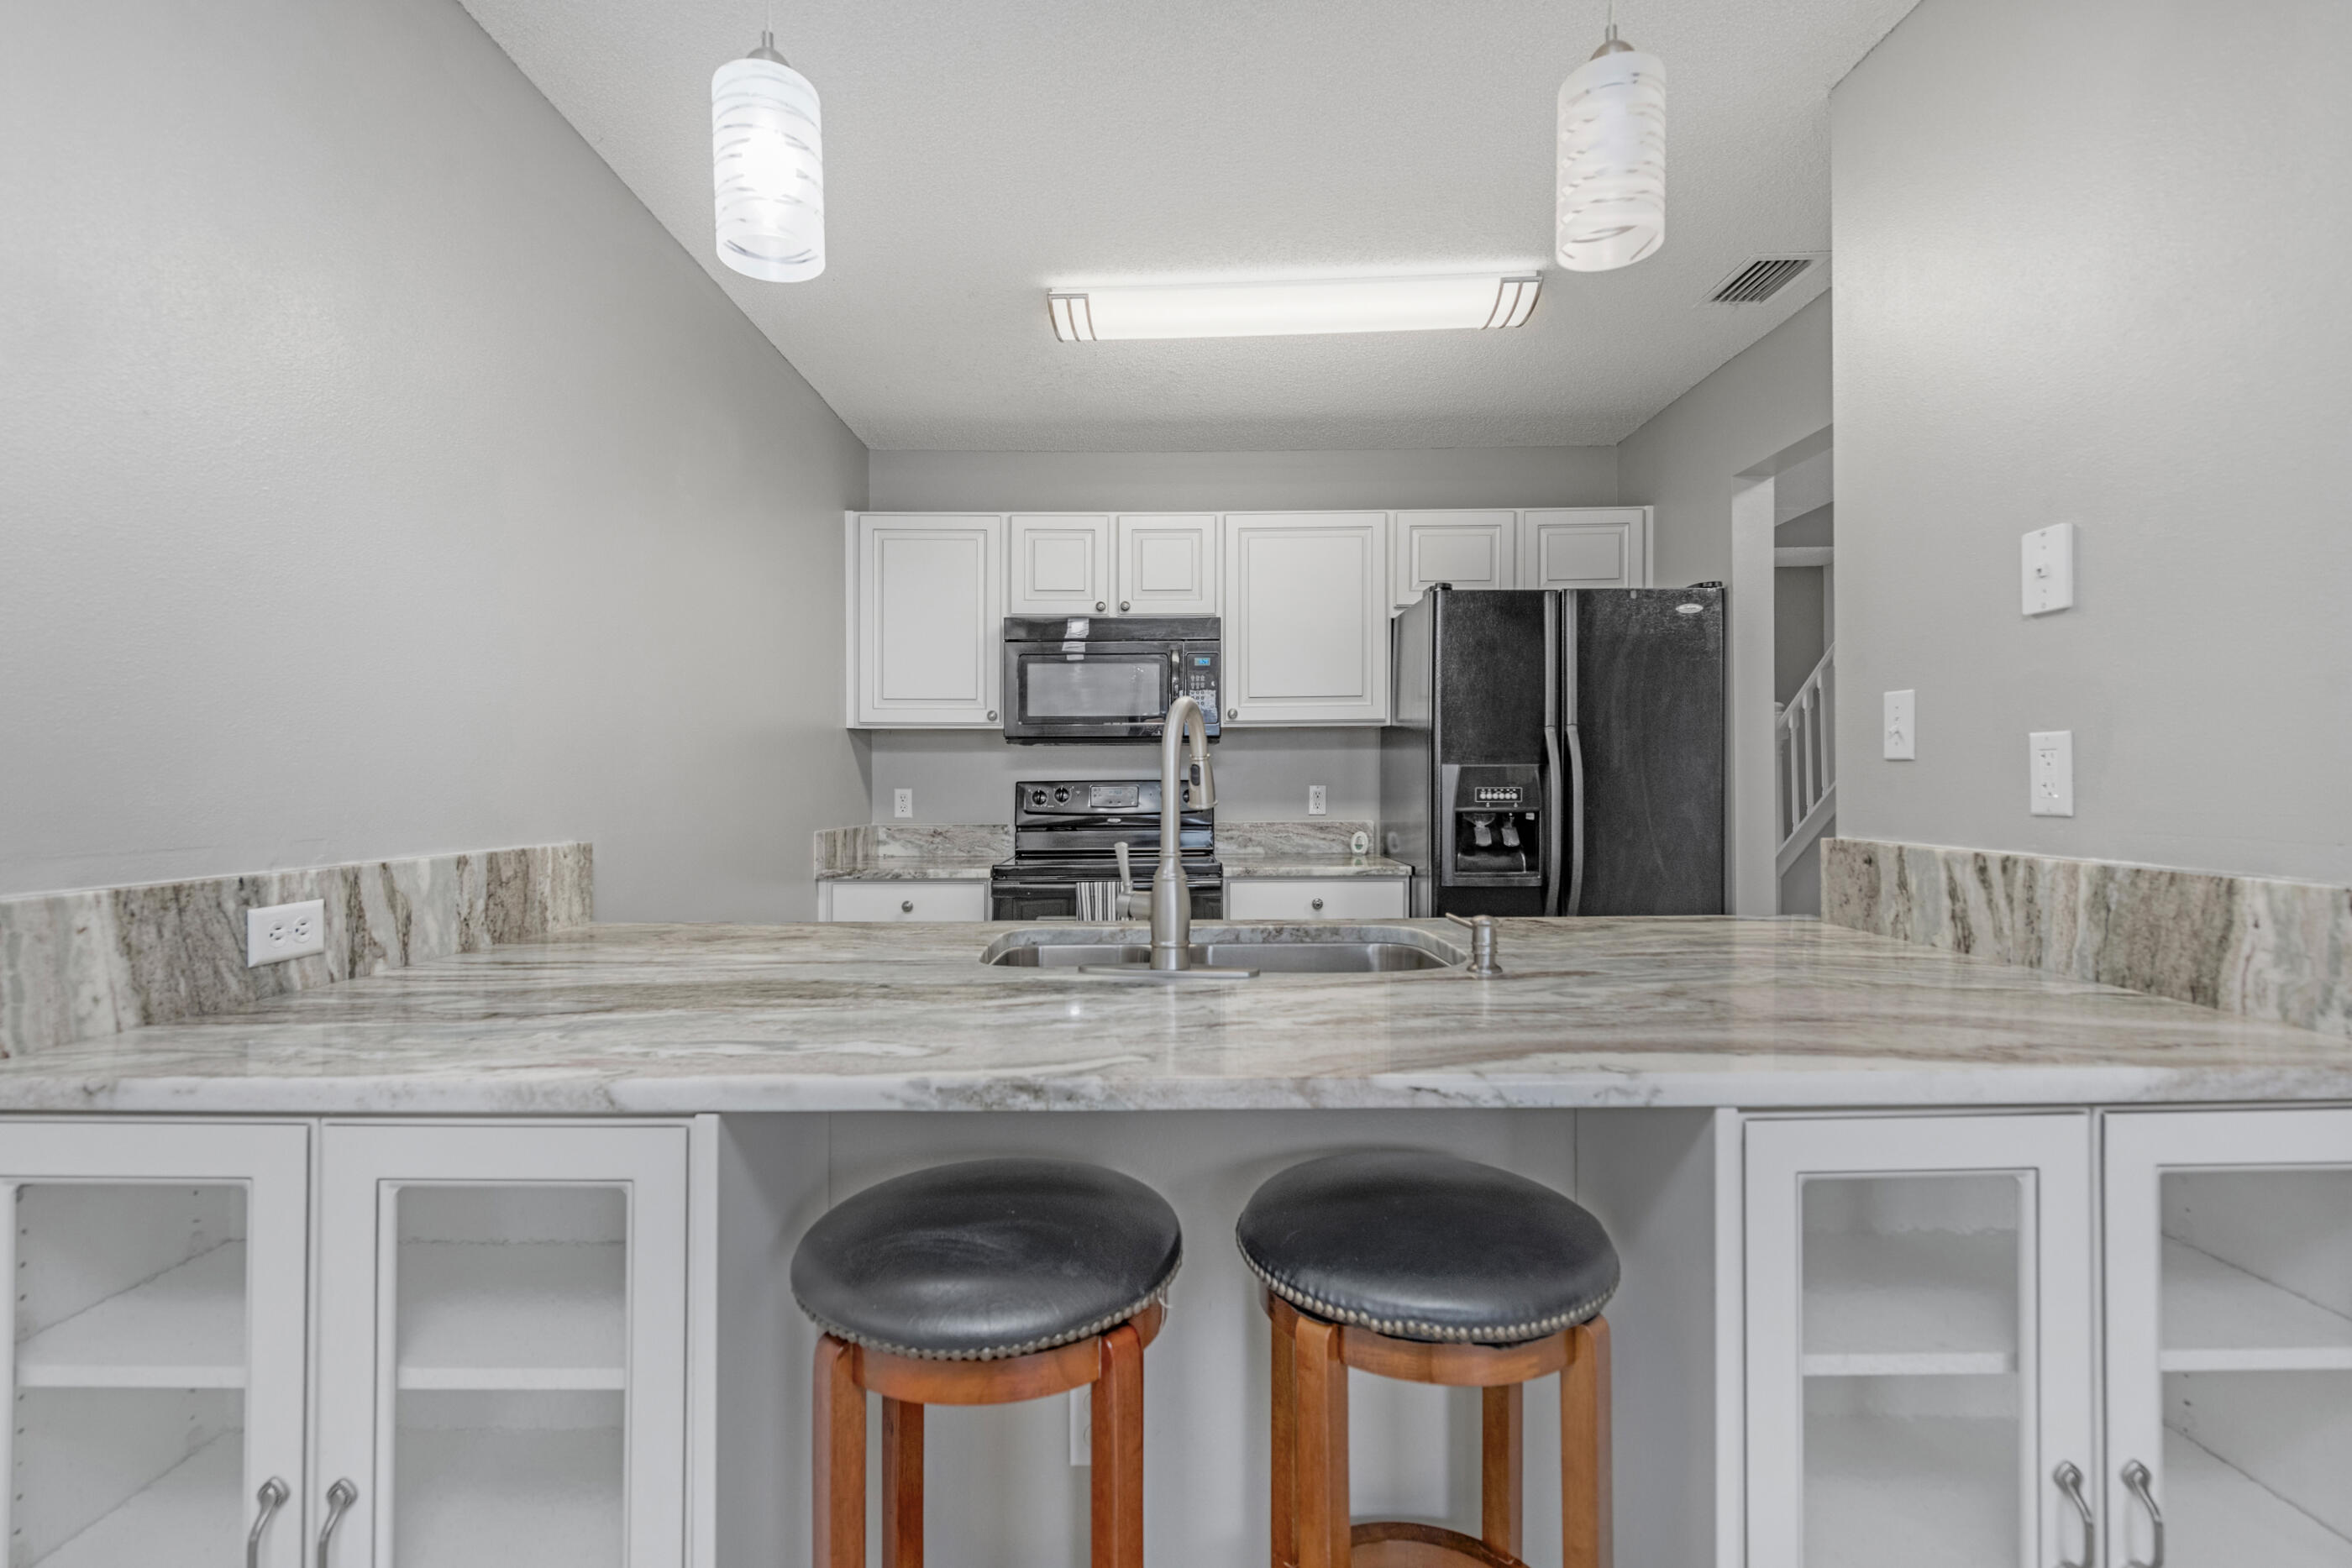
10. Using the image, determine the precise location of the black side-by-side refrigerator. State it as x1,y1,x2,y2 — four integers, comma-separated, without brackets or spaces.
1379,585,1725,917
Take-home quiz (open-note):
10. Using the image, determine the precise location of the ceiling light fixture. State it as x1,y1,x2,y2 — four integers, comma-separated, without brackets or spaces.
1048,274,1542,342
711,30,824,281
1555,5,1665,273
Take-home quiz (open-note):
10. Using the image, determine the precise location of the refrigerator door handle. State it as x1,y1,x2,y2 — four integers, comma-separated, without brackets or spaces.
1564,721,1587,916
1543,724,1565,916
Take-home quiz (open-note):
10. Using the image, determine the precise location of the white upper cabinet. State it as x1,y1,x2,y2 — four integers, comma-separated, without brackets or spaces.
1221,511,1391,725
849,514,1002,727
1006,514,1111,616
1521,506,1652,588
1114,513,1220,615
1393,510,1520,606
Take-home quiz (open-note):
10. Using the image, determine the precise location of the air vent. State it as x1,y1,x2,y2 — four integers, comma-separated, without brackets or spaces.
1709,256,1815,305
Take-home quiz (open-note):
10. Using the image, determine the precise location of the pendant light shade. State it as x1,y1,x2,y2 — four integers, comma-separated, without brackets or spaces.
712,34,823,281
1555,33,1665,273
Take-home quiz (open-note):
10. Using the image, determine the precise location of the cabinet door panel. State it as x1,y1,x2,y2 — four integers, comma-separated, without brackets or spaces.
1522,508,1651,589
1394,511,1518,606
0,1120,309,1568
1222,513,1389,724
2103,1109,2352,1568
854,515,1001,726
1114,514,1219,615
1007,514,1110,616
1746,1115,2094,1568
316,1123,689,1568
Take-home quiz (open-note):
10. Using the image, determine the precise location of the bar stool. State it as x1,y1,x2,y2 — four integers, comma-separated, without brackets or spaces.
791,1156,1182,1568
1237,1151,1618,1568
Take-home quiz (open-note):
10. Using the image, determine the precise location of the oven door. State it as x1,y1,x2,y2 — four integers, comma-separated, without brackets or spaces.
1002,640,1205,742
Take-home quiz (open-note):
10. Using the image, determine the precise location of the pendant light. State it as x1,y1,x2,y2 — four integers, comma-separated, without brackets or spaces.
711,29,824,281
1555,7,1664,273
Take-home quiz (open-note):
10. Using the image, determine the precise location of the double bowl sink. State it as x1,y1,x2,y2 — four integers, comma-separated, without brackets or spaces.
981,923,1466,977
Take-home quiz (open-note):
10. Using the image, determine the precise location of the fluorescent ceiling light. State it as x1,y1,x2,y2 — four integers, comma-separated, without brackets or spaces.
1049,274,1541,342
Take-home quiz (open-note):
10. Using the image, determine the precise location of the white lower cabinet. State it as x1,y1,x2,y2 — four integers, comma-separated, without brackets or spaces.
818,880,990,921
1222,877,1407,920
1745,1114,2097,1568
2103,1108,2352,1568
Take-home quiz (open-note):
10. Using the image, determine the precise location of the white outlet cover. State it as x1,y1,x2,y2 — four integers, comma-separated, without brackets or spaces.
1308,784,1327,815
2030,730,2075,816
1882,690,1917,760
2022,523,2076,616
892,788,913,819
246,899,327,967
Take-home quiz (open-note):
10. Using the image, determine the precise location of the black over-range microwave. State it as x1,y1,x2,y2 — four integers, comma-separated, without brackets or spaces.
1000,616,1221,742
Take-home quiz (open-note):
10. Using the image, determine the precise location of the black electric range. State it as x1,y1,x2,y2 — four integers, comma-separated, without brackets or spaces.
990,778,1223,922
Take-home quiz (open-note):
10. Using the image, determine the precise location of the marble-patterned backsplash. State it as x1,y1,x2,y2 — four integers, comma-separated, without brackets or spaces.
1216,821,1376,858
0,844,591,1057
1824,837,2350,1040
813,824,1013,875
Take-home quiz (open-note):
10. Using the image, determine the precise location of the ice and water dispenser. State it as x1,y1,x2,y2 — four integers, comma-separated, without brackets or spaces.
1438,763,1545,889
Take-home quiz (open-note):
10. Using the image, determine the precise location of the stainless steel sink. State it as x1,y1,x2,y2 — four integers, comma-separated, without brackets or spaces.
981,923,1466,978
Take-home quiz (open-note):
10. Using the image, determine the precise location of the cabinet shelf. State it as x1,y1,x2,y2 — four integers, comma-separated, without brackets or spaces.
1803,1412,2018,1568
2166,1429,2352,1567
15,1242,246,1390
397,1241,625,1392
2160,1237,2352,1372
1802,1231,2019,1377
394,1424,622,1568
30,1432,240,1568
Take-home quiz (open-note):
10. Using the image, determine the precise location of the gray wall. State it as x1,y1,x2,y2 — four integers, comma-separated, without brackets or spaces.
1614,295,1833,587
1831,0,2352,884
863,447,1618,826
869,447,1617,513
0,0,869,920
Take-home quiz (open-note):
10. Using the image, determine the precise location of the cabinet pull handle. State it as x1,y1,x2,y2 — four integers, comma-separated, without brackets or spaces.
2121,1460,2164,1568
2053,1462,2095,1568
317,1478,358,1568
247,1477,289,1568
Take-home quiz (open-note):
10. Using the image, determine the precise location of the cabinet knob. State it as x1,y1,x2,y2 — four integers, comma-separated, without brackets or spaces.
900,899,914,914
1227,708,1237,721
1310,897,1325,912
1096,600,1106,611
1121,600,1131,611
986,710,997,721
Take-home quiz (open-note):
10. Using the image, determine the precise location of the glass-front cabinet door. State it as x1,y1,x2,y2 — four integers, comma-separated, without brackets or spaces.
1746,1114,2097,1568
2104,1109,2352,1568
314,1124,688,1568
0,1120,310,1568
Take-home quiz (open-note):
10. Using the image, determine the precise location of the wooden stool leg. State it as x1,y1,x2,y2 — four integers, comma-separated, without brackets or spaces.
813,1335,866,1568
1560,1318,1613,1568
1481,1382,1525,1559
883,1398,924,1568
1270,1308,1297,1568
1291,1314,1350,1568
1091,1322,1146,1568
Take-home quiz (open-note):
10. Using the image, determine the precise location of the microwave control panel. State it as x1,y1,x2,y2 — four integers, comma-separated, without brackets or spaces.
1179,647,1219,715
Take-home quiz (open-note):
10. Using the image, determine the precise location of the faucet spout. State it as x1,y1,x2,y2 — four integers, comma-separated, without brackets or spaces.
1152,695,1213,970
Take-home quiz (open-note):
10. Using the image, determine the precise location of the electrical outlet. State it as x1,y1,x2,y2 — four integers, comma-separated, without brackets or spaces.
2021,523,2076,616
1308,784,1327,816
2030,731,2075,816
1069,1387,1092,1466
1882,690,1917,760
245,899,327,968
893,788,913,820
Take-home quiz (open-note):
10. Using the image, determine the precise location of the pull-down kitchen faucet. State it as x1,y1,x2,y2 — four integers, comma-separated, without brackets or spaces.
1150,694,1215,970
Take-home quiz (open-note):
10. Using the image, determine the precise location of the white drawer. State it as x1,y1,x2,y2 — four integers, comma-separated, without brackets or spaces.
822,881,990,922
1222,878,1408,920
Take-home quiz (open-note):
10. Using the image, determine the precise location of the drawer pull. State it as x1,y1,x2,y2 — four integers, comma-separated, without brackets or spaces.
1310,897,1324,911
900,899,915,914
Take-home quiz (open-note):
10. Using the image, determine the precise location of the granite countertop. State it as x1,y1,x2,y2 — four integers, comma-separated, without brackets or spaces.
0,918,2343,1116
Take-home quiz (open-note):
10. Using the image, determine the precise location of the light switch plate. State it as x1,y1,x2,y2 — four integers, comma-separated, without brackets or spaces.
2022,523,2076,615
2030,731,2075,815
893,788,913,819
1882,690,1917,760
246,899,327,967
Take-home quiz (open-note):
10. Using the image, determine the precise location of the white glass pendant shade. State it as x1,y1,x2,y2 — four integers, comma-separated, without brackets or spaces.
712,41,824,281
1555,40,1665,272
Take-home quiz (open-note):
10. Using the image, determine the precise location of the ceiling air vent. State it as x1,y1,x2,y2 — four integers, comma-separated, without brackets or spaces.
1709,256,1816,305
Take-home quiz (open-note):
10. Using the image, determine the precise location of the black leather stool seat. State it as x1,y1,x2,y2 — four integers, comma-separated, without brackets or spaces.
1236,1151,1618,1344
791,1156,1183,1361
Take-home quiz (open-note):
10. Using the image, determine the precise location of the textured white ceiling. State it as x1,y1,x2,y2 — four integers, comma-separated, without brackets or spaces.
459,0,1914,450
